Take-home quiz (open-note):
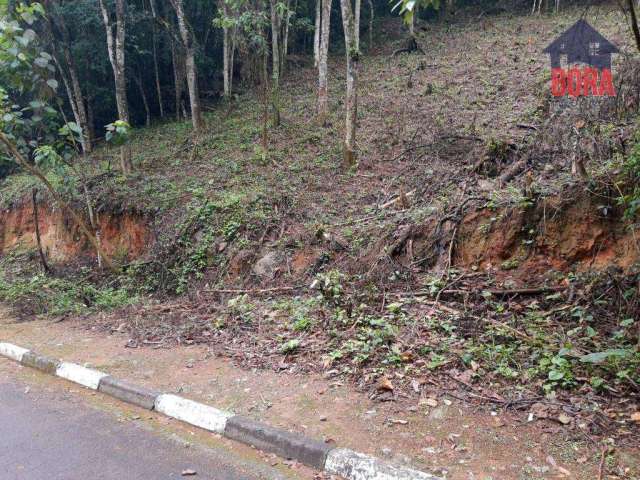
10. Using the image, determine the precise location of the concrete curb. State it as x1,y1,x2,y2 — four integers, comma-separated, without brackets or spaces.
1,341,442,480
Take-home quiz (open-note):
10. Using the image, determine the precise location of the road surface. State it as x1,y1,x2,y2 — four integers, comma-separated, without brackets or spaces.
0,360,300,480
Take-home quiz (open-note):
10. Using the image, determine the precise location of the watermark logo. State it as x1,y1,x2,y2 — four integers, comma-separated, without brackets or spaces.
543,19,619,97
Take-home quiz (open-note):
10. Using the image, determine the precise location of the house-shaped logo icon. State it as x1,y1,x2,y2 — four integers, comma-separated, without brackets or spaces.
543,19,619,70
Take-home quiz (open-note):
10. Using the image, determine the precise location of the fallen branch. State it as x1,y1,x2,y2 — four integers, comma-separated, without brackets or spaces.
204,285,304,294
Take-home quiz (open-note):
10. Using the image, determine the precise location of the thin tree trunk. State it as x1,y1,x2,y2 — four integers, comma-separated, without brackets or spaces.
281,0,293,76
171,40,185,120
170,0,204,132
339,0,358,168
99,0,131,174
136,75,151,126
313,0,321,68
354,0,361,52
223,24,231,97
261,45,269,151
149,0,165,116
270,0,281,127
0,132,117,272
628,0,640,52
43,1,92,153
317,0,332,124
367,0,374,49
31,188,50,274
152,25,165,117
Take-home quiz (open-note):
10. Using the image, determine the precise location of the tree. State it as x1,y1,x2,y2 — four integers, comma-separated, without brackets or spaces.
169,0,204,132
99,0,131,173
43,0,92,153
215,0,240,98
316,0,331,124
0,3,115,271
628,0,640,52
269,0,284,126
339,0,358,167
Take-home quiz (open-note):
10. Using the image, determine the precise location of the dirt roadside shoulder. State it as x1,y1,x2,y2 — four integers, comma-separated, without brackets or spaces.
1,308,637,480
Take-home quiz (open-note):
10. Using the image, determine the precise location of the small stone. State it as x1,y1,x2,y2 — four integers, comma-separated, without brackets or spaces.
425,398,438,407
181,469,197,476
319,415,327,422
558,413,572,425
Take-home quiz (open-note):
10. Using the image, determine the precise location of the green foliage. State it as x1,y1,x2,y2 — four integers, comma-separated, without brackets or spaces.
618,128,640,220
1,3,61,162
0,268,136,316
105,120,131,146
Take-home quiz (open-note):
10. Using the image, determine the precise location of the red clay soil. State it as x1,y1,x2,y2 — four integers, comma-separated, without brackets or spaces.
0,201,151,262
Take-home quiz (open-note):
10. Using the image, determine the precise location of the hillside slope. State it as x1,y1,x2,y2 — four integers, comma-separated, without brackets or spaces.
1,4,639,448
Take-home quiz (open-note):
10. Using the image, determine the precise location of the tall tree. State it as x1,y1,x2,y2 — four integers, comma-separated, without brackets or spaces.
149,0,165,118
270,0,282,126
339,0,358,167
170,0,204,132
313,0,321,67
44,0,92,153
628,0,640,52
316,0,331,124
99,0,131,173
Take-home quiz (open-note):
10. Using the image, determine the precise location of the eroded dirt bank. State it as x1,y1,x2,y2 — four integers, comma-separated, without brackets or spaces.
0,199,151,262
455,192,639,277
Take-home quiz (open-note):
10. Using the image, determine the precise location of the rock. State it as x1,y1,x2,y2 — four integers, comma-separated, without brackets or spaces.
429,406,448,420
557,413,572,425
252,250,285,279
424,398,438,407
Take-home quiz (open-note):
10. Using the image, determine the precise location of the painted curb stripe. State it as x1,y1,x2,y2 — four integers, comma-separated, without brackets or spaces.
155,394,232,434
2,341,443,480
56,362,108,390
325,448,443,480
0,342,30,362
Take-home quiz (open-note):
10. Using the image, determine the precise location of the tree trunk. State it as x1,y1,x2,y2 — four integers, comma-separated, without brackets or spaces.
136,75,151,127
354,0,361,52
171,40,185,120
629,0,640,52
99,0,131,174
317,0,332,124
150,0,164,117
44,1,92,153
281,0,293,75
31,188,51,274
313,0,321,68
270,0,281,127
367,0,374,49
223,23,231,97
170,0,204,132
339,0,359,168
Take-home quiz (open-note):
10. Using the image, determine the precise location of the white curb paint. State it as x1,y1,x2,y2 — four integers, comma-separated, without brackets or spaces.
56,362,108,390
155,394,232,434
325,449,442,480
0,342,29,362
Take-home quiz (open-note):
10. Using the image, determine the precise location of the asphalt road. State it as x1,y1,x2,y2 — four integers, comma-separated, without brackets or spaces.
0,364,291,480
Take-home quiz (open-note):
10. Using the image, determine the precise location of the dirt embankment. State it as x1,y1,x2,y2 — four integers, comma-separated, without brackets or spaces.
0,200,151,262
455,192,639,277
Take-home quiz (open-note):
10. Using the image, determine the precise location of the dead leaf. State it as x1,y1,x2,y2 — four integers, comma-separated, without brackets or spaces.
631,412,640,423
377,376,394,391
557,413,572,425
575,119,586,129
